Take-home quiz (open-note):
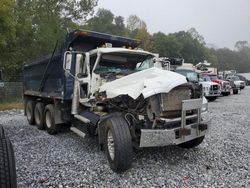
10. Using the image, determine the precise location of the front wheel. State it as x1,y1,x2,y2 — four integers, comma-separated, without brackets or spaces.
178,136,205,148
105,116,133,172
206,96,217,102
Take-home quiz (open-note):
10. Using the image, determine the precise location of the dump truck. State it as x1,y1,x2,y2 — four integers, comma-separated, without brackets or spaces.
23,30,209,172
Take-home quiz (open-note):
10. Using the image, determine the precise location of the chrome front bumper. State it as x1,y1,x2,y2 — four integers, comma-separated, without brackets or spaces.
139,99,210,147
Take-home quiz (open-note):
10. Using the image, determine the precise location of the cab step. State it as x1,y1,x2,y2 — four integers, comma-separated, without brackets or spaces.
70,126,86,139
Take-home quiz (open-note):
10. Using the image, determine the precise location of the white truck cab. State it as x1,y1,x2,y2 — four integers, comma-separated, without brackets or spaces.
199,74,221,101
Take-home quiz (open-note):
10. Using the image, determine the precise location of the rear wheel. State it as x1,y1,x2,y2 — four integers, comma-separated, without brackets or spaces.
34,102,45,130
207,96,217,102
222,92,230,96
178,136,205,148
44,104,58,135
105,116,133,172
0,137,17,188
26,100,35,125
233,89,238,94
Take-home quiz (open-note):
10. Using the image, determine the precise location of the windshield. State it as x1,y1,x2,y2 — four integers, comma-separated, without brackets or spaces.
93,52,154,75
200,75,211,82
231,76,240,81
209,75,218,80
175,69,199,82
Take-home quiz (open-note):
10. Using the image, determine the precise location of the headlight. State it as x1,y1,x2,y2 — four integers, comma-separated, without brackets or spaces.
202,102,208,112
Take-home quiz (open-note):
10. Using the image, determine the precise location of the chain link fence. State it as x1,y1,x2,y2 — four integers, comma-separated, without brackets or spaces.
0,82,23,103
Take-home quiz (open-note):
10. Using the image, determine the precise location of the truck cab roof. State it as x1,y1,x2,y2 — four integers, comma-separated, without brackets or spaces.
88,47,155,56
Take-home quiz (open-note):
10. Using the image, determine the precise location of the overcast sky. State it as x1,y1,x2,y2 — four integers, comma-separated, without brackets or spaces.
97,0,250,49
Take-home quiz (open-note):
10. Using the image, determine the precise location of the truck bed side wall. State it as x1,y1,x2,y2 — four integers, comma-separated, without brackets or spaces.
23,55,63,95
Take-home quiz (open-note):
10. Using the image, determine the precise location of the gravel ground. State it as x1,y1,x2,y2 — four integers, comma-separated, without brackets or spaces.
1,87,250,188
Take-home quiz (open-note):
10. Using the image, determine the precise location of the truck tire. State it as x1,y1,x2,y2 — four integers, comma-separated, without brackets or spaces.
222,92,230,96
233,89,238,94
207,96,217,102
178,136,205,149
44,104,58,135
105,116,133,172
26,100,36,125
0,137,17,188
0,125,4,138
34,102,45,130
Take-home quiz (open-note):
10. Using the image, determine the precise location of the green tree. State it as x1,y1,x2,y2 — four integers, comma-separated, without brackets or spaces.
235,40,249,51
135,27,154,51
0,0,17,80
170,30,207,63
152,32,182,57
0,0,98,80
0,0,15,47
86,9,127,36
126,15,146,32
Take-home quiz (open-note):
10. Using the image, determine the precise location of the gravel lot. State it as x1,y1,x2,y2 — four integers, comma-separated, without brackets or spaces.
1,87,250,188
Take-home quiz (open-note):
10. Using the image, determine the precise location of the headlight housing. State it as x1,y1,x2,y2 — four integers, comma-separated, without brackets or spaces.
202,102,208,112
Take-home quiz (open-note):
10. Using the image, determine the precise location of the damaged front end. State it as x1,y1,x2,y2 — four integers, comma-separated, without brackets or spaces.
96,68,209,148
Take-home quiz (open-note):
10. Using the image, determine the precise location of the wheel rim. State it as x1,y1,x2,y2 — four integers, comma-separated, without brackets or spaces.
45,111,52,128
107,129,115,160
35,108,40,125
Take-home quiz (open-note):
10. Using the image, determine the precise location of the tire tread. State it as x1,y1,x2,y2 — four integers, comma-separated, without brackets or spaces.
0,137,17,188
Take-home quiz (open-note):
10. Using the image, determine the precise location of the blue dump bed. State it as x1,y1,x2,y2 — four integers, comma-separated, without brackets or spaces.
23,30,140,100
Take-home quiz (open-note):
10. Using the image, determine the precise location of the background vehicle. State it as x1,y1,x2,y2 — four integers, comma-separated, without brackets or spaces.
23,30,209,172
174,66,203,99
227,75,245,90
205,74,231,96
199,74,221,101
236,74,249,86
236,73,250,85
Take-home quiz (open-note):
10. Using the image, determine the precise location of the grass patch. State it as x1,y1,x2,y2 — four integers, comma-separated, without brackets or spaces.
0,102,23,111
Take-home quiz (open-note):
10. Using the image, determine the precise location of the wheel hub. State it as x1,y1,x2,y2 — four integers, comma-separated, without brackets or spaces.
45,112,52,128
107,130,115,160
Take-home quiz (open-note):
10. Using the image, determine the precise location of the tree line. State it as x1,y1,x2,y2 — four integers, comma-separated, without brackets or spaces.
1,1,250,81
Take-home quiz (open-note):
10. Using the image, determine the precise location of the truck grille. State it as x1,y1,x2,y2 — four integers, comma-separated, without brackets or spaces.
160,87,191,112
211,85,219,91
223,82,230,88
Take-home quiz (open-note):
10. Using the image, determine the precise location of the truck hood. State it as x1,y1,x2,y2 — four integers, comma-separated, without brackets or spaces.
212,79,229,85
234,80,244,85
99,67,187,99
200,81,219,87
